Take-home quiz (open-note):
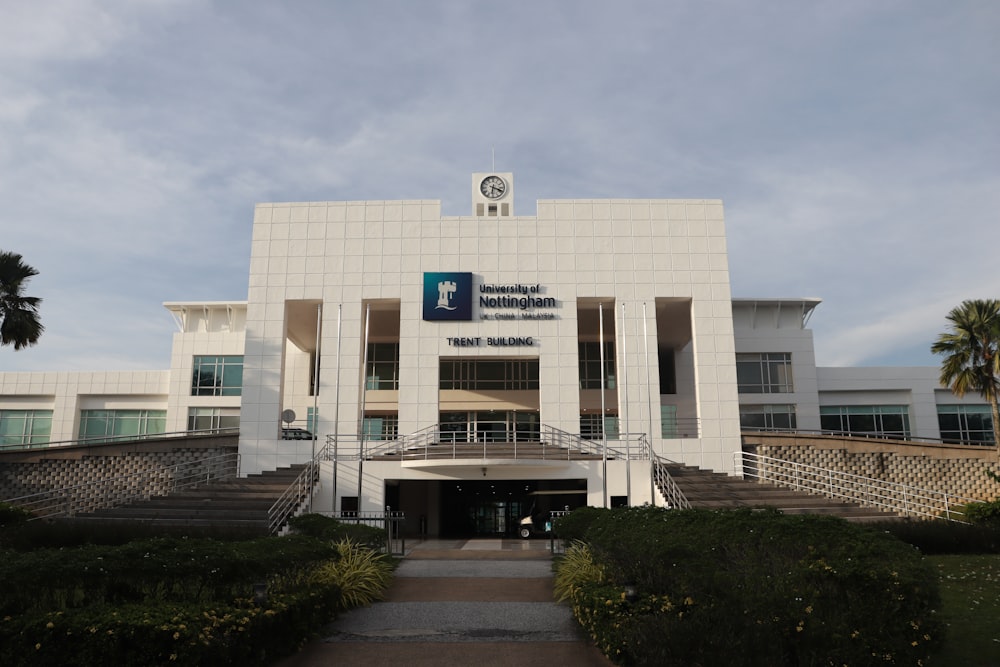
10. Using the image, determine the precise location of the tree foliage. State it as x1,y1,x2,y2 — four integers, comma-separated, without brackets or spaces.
931,299,1000,449
0,250,44,350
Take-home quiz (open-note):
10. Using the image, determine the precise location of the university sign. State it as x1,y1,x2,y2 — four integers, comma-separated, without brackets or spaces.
422,273,559,322
422,272,473,321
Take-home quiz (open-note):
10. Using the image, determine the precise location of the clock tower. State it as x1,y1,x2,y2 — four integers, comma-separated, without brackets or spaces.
472,172,513,217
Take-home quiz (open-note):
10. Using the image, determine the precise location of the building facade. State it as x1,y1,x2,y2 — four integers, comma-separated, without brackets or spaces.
0,173,993,536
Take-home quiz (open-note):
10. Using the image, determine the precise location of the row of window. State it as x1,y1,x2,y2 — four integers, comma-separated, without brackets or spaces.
739,403,995,445
0,408,240,447
190,347,642,395
191,346,620,394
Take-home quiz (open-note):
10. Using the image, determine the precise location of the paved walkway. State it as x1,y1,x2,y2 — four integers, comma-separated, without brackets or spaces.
276,538,614,667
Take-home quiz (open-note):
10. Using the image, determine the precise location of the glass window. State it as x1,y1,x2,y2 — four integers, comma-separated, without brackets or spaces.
579,342,616,389
187,407,240,432
737,353,793,394
0,409,52,447
366,343,400,390
740,404,797,431
192,356,244,396
362,414,399,441
937,405,994,444
79,409,167,443
819,405,910,439
439,360,540,390
660,405,678,438
580,414,619,440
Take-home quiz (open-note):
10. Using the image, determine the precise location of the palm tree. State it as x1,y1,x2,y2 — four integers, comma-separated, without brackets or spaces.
931,299,1000,451
0,251,44,350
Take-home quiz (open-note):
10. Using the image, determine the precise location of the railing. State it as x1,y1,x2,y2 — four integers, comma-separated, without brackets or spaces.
0,427,240,453
268,443,328,534
734,450,980,521
320,510,407,556
742,427,995,448
330,424,652,462
651,454,692,509
4,451,240,519
548,509,572,554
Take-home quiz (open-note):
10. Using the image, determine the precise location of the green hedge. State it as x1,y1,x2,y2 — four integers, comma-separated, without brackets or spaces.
556,506,943,666
0,535,337,616
1,586,341,666
288,513,387,549
0,527,402,666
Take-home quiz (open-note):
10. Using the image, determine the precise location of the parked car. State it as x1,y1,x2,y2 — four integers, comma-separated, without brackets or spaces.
281,427,315,440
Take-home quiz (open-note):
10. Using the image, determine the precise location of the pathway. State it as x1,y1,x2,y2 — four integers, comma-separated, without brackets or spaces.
276,538,613,667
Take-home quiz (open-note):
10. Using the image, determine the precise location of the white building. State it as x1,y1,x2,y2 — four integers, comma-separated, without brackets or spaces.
0,173,993,536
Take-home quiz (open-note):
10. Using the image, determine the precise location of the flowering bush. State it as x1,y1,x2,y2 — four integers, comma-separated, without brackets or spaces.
0,533,369,666
555,506,944,666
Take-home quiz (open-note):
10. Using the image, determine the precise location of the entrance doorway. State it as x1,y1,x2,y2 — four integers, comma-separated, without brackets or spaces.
390,479,588,538
436,479,587,538
438,411,541,444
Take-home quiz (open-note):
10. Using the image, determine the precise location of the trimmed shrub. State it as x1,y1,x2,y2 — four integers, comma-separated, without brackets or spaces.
0,532,365,666
0,502,32,527
557,506,943,666
874,518,1000,554
288,513,387,549
959,498,1000,527
552,505,604,541
0,535,337,617
0,585,342,666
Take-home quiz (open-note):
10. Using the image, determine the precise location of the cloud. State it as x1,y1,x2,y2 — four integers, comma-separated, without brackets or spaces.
0,1,998,373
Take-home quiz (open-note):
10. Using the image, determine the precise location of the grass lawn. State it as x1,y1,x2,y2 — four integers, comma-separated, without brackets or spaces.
929,554,1000,666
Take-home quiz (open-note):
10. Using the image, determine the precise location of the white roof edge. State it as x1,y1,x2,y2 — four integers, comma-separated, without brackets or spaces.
732,297,822,304
163,300,248,309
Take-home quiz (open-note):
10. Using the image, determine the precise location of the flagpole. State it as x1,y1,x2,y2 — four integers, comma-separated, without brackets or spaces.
332,304,342,513
599,302,608,509
621,302,631,507
358,303,371,507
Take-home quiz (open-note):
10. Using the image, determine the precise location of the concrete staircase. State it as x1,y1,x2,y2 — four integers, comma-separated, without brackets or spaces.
67,465,307,533
664,464,898,522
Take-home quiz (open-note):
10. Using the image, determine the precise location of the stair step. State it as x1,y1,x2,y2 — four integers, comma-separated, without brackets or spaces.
660,464,899,521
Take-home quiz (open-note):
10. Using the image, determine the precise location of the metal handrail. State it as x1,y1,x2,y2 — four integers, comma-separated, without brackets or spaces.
650,454,692,509
267,442,329,534
734,451,981,521
328,424,652,463
741,427,995,448
0,427,240,453
4,451,240,519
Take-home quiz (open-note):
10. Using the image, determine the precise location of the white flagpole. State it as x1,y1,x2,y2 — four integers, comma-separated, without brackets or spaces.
643,302,656,506
332,304,342,513
309,302,321,513
599,302,608,508
358,303,371,506
621,302,631,507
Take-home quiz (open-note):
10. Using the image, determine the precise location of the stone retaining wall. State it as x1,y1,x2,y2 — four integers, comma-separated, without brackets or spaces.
0,438,239,515
742,432,1000,503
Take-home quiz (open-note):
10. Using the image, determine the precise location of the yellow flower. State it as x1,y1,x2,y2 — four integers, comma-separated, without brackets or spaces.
35,643,41,650
173,632,180,640
45,621,54,629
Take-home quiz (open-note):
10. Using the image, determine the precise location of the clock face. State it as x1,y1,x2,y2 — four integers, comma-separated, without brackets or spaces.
480,175,506,199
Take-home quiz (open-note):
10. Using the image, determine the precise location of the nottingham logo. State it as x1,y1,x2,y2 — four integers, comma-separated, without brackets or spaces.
423,272,472,321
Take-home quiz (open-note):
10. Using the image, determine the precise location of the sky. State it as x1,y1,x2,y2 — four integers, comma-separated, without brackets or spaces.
1,0,998,373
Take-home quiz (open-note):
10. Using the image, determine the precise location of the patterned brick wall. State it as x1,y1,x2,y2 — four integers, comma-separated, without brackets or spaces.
0,447,238,515
742,433,1000,505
